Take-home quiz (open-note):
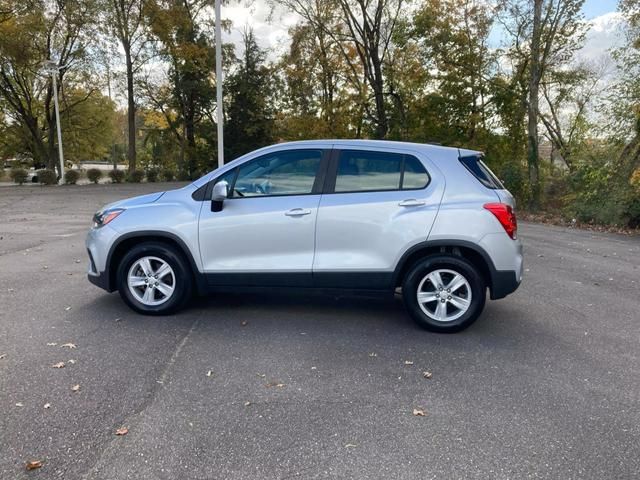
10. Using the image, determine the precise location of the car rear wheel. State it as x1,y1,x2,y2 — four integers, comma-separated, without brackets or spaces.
402,255,486,332
117,242,192,315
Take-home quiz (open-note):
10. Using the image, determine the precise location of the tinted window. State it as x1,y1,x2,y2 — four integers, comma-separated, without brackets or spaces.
334,150,429,192
233,150,322,197
459,155,504,189
402,156,430,189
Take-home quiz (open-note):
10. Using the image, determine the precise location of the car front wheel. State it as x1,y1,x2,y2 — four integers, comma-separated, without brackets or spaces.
116,242,192,315
402,255,486,332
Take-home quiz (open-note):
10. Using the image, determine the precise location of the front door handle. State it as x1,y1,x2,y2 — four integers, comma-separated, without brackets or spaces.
285,208,312,216
399,199,426,207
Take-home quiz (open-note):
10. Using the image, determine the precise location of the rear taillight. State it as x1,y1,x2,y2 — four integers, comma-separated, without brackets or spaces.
484,203,517,239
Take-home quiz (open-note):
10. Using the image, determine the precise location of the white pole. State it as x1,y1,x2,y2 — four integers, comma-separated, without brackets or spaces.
51,71,65,184
215,0,224,166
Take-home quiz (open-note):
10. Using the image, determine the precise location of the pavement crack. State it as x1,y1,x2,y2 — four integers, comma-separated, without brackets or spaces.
80,316,201,480
157,317,201,386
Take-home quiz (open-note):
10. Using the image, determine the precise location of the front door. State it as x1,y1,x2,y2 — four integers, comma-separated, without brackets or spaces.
198,148,328,287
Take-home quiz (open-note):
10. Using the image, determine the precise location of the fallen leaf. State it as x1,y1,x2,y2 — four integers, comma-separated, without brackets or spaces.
64,306,71,311
52,362,65,369
206,370,214,377
244,401,251,406
75,259,81,263
61,343,76,349
16,402,24,407
68,359,76,364
44,403,51,409
71,384,80,392
25,460,43,471
413,408,427,417
240,321,248,326
344,443,357,448
422,371,433,379
46,342,58,346
404,360,414,365
115,427,128,436
265,382,285,388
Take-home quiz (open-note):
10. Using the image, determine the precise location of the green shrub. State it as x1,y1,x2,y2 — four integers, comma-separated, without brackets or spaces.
146,168,159,183
160,168,175,182
10,168,28,185
64,169,80,185
37,169,58,185
108,169,125,183
127,169,145,183
86,168,103,184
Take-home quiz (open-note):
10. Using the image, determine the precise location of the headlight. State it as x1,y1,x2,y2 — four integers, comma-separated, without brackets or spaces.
93,208,124,228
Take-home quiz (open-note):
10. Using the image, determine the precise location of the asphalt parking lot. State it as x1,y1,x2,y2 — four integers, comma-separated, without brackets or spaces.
1,183,639,479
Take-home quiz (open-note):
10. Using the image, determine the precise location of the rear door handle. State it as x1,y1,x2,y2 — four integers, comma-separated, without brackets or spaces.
285,208,312,216
399,199,426,207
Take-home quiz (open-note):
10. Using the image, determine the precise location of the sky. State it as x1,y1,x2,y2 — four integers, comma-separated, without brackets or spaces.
583,0,619,19
224,0,624,65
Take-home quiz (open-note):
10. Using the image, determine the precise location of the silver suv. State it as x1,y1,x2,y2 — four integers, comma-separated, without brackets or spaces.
86,140,523,332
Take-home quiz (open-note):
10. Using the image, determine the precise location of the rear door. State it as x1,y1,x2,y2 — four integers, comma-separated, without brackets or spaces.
313,146,444,288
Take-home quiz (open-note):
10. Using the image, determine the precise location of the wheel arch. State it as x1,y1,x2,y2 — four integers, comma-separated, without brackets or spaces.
106,231,205,294
393,240,495,296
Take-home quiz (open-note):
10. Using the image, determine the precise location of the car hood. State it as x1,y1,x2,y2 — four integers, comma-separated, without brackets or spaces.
102,191,166,211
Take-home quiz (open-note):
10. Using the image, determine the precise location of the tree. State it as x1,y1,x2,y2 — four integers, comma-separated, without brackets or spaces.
411,0,497,145
224,29,275,159
275,0,407,139
613,0,640,177
499,0,586,208
105,0,148,172
146,0,218,178
276,16,355,140
0,0,99,175
539,63,602,171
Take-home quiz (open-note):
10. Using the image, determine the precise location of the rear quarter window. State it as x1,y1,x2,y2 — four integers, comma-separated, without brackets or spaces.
459,155,504,190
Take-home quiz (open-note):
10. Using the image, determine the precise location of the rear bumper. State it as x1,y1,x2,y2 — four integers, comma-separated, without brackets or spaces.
478,233,523,300
490,269,521,299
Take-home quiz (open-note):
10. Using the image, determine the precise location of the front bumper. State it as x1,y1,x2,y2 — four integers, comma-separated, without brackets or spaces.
86,224,119,292
87,269,111,291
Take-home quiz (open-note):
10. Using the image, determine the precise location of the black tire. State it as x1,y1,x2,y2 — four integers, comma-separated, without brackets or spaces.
116,241,193,315
402,255,486,333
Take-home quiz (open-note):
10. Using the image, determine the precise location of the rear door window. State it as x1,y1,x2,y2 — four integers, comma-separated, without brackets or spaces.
334,150,429,193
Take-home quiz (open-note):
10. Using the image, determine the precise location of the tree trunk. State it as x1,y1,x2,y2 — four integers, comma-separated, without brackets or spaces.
185,95,196,179
125,47,136,172
527,0,543,209
371,51,388,139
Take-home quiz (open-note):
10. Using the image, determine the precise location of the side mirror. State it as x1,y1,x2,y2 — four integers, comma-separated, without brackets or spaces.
211,180,228,212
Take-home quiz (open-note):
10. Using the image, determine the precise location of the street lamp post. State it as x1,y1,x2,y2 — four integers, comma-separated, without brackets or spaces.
215,0,224,166
42,60,65,184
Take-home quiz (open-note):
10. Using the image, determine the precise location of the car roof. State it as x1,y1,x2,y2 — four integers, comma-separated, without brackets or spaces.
276,139,482,157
